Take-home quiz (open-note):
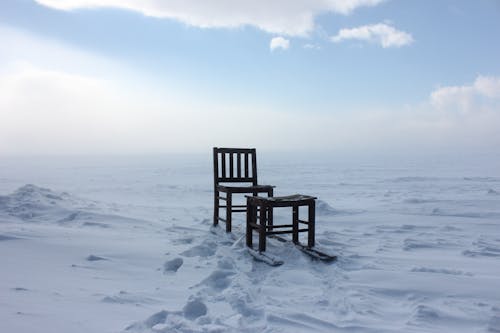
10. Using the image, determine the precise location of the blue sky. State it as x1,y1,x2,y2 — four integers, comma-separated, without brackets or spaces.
1,0,500,154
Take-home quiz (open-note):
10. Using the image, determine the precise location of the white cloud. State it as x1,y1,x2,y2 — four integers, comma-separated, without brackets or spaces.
331,23,413,48
34,0,385,36
270,37,290,51
430,76,500,113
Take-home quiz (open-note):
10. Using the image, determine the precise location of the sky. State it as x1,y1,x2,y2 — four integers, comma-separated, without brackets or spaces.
1,0,500,155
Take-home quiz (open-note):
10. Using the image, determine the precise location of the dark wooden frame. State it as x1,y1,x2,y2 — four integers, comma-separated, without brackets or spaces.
213,147,274,232
246,194,316,252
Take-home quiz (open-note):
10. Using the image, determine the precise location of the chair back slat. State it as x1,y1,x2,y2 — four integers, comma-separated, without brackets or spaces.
245,153,249,178
221,152,226,178
229,153,234,178
237,153,241,178
251,150,257,185
214,147,258,186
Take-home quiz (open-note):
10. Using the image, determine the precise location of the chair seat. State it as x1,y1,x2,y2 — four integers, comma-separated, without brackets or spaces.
217,184,274,193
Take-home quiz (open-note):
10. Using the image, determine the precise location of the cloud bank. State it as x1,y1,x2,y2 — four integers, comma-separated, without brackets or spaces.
1,26,498,155
34,0,385,36
331,23,413,48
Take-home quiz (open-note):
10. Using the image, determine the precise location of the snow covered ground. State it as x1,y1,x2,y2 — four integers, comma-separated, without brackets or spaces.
1,154,500,332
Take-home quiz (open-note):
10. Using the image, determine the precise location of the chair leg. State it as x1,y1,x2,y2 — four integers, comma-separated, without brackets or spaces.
226,192,232,232
213,190,219,226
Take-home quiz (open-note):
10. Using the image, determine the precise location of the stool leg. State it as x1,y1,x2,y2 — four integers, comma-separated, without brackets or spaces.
268,188,274,231
226,192,232,233
292,205,299,244
259,204,267,252
308,201,315,248
268,206,273,232
246,198,253,248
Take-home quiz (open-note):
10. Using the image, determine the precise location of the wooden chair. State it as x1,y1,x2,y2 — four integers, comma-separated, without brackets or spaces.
213,147,274,232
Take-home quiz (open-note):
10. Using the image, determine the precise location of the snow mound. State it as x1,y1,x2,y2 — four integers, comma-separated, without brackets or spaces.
487,188,499,195
0,184,75,221
0,184,145,227
86,255,107,261
316,200,338,215
8,184,71,204
316,199,363,216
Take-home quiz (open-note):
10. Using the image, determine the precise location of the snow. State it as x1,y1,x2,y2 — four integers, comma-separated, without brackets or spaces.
1,154,500,332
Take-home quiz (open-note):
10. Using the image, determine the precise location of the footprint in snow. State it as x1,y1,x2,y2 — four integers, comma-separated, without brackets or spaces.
183,299,208,320
163,257,183,273
180,240,217,258
125,300,211,331
197,257,237,291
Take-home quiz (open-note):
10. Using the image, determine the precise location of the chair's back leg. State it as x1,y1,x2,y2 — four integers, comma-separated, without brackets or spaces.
213,148,219,226
226,192,232,232
214,189,219,226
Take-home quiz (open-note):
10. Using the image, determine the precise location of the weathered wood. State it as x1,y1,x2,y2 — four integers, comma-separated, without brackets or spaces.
246,199,253,248
237,153,241,178
221,153,226,178
259,203,267,252
251,150,257,185
270,235,337,262
245,194,317,257
226,192,232,232
213,147,274,232
244,153,249,177
229,153,234,178
293,205,299,244
213,148,219,226
248,248,283,266
308,201,315,248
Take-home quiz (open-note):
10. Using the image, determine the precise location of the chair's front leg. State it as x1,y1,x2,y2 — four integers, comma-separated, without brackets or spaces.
226,192,232,232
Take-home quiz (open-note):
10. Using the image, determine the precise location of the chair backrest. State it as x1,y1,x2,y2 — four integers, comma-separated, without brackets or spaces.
213,147,258,186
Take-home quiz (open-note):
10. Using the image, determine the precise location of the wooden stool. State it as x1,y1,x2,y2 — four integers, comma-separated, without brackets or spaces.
246,194,316,252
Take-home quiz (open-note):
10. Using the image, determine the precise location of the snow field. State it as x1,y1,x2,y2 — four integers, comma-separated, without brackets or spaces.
1,155,500,332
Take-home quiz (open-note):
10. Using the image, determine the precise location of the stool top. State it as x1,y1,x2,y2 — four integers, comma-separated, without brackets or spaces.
246,194,316,206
